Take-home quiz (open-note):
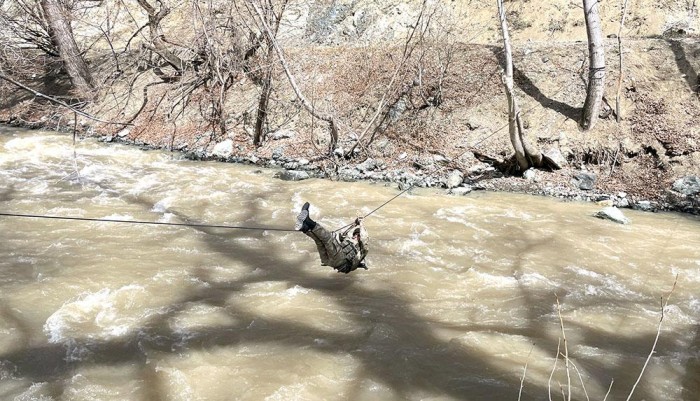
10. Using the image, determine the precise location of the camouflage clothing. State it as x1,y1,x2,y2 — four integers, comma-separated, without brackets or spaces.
304,220,369,274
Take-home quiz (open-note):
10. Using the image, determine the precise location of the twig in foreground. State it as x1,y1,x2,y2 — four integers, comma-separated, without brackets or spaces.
625,274,679,401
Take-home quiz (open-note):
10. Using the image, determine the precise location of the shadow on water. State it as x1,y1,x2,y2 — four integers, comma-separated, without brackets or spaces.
0,186,560,401
0,184,15,203
0,183,695,401
681,324,700,401
501,219,674,401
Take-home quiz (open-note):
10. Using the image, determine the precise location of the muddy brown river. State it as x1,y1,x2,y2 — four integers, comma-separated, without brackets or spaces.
1,126,699,400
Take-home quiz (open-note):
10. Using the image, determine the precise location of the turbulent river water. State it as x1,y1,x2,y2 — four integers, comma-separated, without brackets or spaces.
0,126,699,401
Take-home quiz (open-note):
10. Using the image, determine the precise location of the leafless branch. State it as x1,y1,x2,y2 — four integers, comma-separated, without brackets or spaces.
0,72,132,126
626,274,679,401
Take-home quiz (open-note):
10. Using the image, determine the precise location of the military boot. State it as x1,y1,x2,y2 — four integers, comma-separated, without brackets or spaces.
295,202,316,232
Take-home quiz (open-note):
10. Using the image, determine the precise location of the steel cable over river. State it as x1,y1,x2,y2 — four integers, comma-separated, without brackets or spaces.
1,126,699,401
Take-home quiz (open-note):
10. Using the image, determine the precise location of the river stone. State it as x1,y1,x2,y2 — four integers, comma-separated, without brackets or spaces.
523,168,536,181
446,170,464,188
449,186,473,196
272,147,284,159
572,171,596,190
616,197,630,208
275,170,310,181
543,147,566,169
633,200,657,212
595,206,630,224
211,139,233,158
357,158,377,172
269,129,295,140
672,176,700,195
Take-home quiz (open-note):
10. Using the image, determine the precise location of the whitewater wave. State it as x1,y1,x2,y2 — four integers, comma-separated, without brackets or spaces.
43,284,161,343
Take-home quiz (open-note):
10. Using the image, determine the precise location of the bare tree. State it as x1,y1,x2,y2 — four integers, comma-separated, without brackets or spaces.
0,0,58,57
496,0,542,172
190,0,248,136
40,0,94,96
246,0,289,147
581,0,606,130
250,0,339,153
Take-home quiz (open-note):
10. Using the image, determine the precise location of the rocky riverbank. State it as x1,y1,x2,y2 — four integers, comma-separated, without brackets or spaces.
2,1,699,216
91,129,699,216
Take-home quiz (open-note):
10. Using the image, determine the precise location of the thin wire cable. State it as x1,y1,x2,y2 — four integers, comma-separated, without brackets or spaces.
0,212,297,232
0,185,414,233
333,184,414,232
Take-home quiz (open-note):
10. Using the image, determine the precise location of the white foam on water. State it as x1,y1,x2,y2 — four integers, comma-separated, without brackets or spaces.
285,285,310,297
158,213,176,223
43,284,156,343
4,136,67,158
396,224,435,257
689,297,700,314
11,381,53,401
152,269,193,285
566,265,642,300
28,181,50,196
519,272,558,289
565,265,602,279
154,367,196,401
469,270,519,287
130,174,162,195
264,383,307,401
663,304,695,324
152,197,175,213
434,206,491,235
78,164,111,184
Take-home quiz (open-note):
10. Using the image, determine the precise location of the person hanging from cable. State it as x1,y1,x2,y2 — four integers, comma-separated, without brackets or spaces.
295,202,369,274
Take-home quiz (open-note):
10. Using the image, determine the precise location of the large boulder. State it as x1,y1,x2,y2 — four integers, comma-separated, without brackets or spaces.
356,158,378,172
672,176,700,196
211,139,233,158
543,147,566,169
446,170,465,189
572,171,596,190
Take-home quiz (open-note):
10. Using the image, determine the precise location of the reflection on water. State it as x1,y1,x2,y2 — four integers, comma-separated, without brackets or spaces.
1,126,699,401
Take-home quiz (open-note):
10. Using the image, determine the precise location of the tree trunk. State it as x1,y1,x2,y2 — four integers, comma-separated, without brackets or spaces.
581,0,606,130
253,0,287,147
497,0,542,172
136,0,185,72
40,0,94,96
253,66,273,146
